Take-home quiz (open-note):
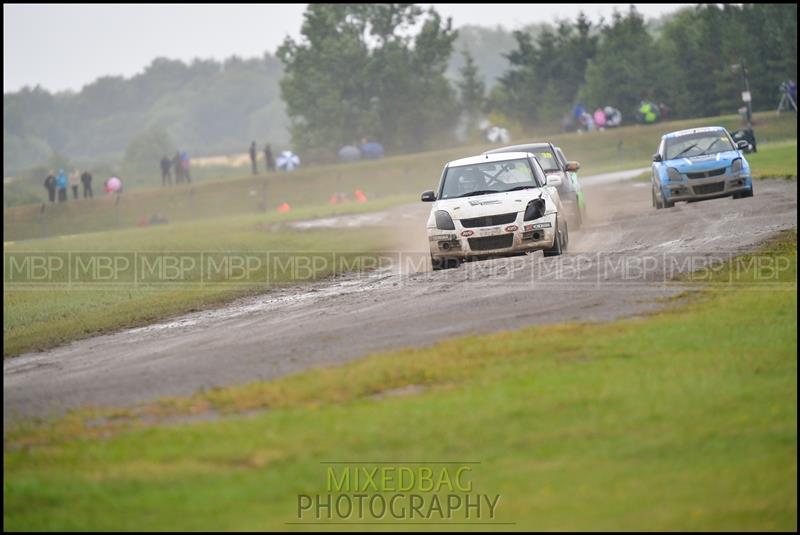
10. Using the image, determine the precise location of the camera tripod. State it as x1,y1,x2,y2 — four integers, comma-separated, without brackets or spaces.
777,85,797,114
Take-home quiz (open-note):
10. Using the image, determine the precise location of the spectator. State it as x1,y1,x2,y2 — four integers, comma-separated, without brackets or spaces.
264,143,275,172
593,108,607,130
160,156,173,186
81,170,94,198
173,151,184,183
658,102,670,120
44,171,57,203
249,141,258,174
69,169,81,199
56,169,68,203
180,151,192,183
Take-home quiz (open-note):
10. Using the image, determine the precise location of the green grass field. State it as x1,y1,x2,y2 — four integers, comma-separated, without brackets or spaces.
4,111,796,242
4,231,796,531
3,206,406,357
748,140,798,179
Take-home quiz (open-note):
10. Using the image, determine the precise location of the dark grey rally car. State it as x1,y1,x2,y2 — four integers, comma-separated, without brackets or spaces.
486,142,586,230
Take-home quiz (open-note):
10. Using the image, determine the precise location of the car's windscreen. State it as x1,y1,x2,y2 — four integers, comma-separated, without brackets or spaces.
440,158,540,199
665,132,735,160
530,149,561,172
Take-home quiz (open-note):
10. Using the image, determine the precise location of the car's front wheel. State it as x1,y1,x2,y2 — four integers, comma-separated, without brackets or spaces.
652,187,661,209
544,219,564,257
431,255,459,271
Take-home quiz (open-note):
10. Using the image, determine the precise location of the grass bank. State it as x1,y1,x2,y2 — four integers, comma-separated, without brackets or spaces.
5,231,796,530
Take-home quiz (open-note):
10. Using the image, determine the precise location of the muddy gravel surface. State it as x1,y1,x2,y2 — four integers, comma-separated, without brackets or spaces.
4,174,797,424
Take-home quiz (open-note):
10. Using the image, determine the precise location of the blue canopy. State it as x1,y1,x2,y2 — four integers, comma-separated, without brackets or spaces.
360,142,385,159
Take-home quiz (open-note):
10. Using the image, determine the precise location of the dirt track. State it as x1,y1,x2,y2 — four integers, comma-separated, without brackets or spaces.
4,174,797,423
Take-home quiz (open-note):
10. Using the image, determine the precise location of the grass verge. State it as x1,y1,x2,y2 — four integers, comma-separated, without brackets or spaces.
4,231,796,530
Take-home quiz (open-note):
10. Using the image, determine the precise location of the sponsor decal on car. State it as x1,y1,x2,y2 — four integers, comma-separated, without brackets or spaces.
429,234,457,241
478,228,502,236
468,199,502,206
524,222,552,231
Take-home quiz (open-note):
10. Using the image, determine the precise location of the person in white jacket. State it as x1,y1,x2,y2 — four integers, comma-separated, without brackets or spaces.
69,169,81,200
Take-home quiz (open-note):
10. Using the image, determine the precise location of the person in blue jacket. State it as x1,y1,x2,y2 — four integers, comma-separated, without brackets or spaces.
56,169,69,203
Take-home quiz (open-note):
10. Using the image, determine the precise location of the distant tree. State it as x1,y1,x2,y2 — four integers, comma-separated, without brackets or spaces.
277,4,459,155
491,12,598,128
446,23,550,88
3,129,51,173
579,7,660,118
456,49,486,140
655,3,797,118
122,125,176,184
3,55,288,176
457,49,486,112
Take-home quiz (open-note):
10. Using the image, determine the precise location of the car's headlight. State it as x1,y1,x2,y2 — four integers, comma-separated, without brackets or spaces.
435,210,455,230
524,198,546,221
731,158,743,173
667,167,682,181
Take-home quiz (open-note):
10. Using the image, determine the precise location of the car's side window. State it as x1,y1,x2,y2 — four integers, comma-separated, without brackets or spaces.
555,148,567,169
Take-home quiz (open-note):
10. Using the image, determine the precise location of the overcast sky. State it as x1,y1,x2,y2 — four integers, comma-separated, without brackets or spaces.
4,3,692,93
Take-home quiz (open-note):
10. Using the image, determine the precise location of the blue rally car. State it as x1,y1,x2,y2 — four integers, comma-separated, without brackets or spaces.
651,126,753,209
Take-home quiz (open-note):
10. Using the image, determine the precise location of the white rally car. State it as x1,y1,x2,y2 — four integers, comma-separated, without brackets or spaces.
421,152,567,270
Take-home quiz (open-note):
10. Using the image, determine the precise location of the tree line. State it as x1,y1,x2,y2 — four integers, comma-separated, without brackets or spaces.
3,3,797,177
278,3,796,156
491,4,797,129
4,55,288,175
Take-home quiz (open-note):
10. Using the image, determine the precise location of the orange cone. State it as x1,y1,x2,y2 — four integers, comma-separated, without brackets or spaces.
277,202,291,212
354,189,368,202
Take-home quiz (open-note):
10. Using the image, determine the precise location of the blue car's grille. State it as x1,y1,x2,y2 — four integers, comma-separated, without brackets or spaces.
687,167,726,179
693,182,725,195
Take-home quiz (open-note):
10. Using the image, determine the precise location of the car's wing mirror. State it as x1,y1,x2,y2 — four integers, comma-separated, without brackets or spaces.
736,140,749,150
652,153,663,162
546,174,563,187
421,190,436,202
565,161,580,172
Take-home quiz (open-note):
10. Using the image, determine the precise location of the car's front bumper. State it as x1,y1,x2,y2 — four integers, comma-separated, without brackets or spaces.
662,173,752,202
428,212,558,260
